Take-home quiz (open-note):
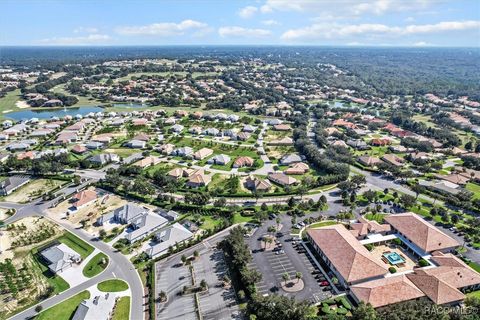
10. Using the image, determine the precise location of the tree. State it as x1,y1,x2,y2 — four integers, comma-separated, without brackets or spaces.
295,272,303,283
241,268,262,285
351,302,377,320
351,175,366,189
158,290,167,302
200,279,207,290
411,184,425,200
282,272,290,283
193,250,199,259
247,294,316,320
181,254,187,265
399,194,416,208
363,190,377,203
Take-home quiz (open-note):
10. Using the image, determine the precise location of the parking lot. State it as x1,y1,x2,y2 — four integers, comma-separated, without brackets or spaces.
195,249,241,320
155,228,240,320
156,260,196,320
247,221,334,302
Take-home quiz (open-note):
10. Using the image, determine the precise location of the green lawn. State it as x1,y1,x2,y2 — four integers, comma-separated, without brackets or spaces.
35,290,90,320
467,261,480,273
82,253,109,278
58,233,94,259
199,216,222,230
97,279,129,292
466,183,480,200
232,212,255,224
364,213,386,223
0,89,22,114
31,251,70,294
308,221,339,229
112,296,131,320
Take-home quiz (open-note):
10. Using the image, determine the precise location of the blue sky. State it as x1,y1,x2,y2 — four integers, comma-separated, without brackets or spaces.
1,0,479,46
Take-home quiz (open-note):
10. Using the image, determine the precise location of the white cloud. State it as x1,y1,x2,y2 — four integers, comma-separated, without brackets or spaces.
38,34,110,45
260,0,437,16
73,27,99,34
116,20,208,36
281,20,480,41
238,6,258,19
413,41,430,46
218,26,271,38
405,16,415,22
262,19,280,26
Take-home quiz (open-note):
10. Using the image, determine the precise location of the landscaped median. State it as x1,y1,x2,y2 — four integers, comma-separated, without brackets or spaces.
82,252,109,278
98,279,129,292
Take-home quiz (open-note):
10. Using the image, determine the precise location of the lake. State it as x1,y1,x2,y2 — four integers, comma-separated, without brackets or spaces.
5,103,146,121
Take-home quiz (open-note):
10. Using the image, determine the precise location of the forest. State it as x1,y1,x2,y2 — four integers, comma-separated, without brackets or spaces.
1,46,479,99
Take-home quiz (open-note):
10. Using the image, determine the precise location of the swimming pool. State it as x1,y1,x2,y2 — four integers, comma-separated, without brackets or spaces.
383,252,405,265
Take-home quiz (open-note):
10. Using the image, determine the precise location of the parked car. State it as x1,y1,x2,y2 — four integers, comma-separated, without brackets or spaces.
320,281,329,286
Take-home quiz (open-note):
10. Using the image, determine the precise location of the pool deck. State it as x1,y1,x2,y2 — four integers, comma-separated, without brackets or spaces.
370,244,417,273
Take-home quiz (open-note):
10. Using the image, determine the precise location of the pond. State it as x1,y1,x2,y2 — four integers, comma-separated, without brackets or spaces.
5,106,105,121
5,103,146,121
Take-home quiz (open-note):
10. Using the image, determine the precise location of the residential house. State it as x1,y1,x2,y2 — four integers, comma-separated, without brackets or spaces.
284,162,309,175
268,173,298,186
173,146,193,158
0,176,30,195
207,154,231,165
171,124,184,133
279,153,302,165
133,156,161,168
186,170,211,188
126,139,146,149
244,176,272,192
71,189,97,210
358,156,383,167
381,154,405,167
233,156,254,168
88,153,119,165
193,147,213,160
40,243,81,273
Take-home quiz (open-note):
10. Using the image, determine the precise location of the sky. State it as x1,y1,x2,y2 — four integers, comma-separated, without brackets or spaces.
1,0,479,47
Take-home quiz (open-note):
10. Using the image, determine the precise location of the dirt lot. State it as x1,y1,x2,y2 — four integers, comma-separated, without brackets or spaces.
48,188,127,232
0,217,63,319
3,179,65,203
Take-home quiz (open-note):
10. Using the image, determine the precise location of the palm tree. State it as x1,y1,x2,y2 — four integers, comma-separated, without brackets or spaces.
282,272,290,283
295,272,303,283
158,291,167,302
181,254,187,265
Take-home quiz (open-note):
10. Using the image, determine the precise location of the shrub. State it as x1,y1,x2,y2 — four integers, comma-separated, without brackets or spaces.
364,244,374,251
418,259,429,267
389,267,397,274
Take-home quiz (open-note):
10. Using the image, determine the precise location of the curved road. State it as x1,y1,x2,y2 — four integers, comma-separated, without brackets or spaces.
2,180,144,320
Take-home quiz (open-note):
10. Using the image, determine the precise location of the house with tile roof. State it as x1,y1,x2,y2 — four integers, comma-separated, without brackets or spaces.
233,156,254,168
186,170,211,188
71,189,97,209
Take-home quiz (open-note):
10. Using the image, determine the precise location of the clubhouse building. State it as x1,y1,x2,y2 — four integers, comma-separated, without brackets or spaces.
306,212,480,308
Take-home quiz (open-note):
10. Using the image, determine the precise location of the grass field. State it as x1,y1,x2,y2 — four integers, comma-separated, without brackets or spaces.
364,213,386,223
30,248,70,294
112,296,131,320
35,290,90,320
3,179,65,203
97,279,129,292
58,233,94,259
82,253,109,278
308,221,339,229
466,183,480,199
0,89,22,114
